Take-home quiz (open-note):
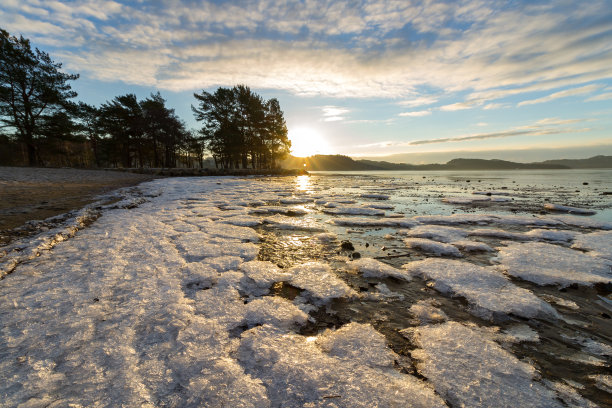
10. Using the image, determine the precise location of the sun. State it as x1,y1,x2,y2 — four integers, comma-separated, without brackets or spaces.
288,127,330,157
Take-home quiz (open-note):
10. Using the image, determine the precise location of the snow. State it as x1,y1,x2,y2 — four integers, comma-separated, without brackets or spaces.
239,260,291,289
469,228,529,240
287,262,358,303
408,321,563,408
404,238,463,257
403,259,559,320
349,257,412,280
572,231,612,260
544,203,596,215
496,242,612,287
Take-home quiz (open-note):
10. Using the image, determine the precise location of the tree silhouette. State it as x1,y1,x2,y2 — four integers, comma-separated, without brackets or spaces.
192,85,291,169
0,28,79,165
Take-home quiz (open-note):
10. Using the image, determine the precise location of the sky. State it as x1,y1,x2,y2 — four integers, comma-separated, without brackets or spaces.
2,0,612,162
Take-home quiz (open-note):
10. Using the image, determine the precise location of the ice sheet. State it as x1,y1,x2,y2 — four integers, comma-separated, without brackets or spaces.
287,262,358,303
349,257,412,280
572,231,612,260
496,242,612,287
404,238,463,257
403,259,559,320
409,321,563,408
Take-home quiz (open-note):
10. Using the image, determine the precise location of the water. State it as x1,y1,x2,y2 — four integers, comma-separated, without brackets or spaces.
255,169,612,406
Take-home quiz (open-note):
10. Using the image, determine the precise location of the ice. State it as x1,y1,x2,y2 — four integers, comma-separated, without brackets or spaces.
403,259,559,320
287,262,358,303
249,206,308,215
322,206,385,216
502,324,540,343
442,196,492,204
551,215,612,230
413,213,563,227
589,374,612,393
542,380,599,408
245,296,308,329
409,321,563,408
349,257,412,281
496,242,612,287
360,193,389,200
219,214,263,227
473,190,512,196
469,228,529,240
203,255,244,272
544,203,596,215
525,228,577,242
363,202,395,210
401,225,467,243
263,214,325,231
313,232,337,242
331,217,417,228
562,334,612,357
315,322,396,368
240,261,291,288
452,240,494,252
539,294,580,310
572,231,612,260
368,282,405,300
407,299,448,325
279,197,313,204
404,238,463,257
238,325,446,408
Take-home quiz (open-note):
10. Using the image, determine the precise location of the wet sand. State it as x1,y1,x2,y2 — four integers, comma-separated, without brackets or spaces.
0,167,156,238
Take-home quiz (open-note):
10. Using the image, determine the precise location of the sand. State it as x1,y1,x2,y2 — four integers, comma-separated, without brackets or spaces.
0,167,156,237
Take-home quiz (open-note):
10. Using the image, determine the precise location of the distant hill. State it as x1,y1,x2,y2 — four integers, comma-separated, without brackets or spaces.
540,155,612,169
282,155,612,171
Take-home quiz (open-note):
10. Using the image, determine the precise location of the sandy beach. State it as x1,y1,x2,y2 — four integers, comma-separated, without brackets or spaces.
0,167,156,240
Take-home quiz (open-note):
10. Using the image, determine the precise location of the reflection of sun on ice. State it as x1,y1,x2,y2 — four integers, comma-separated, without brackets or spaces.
289,127,330,157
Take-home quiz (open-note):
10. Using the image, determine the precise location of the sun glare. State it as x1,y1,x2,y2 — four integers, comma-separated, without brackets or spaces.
289,127,330,157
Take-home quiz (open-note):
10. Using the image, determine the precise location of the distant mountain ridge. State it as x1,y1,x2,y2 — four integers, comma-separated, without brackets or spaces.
283,155,612,171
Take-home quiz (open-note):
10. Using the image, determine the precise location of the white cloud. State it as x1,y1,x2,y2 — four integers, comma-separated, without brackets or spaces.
439,102,473,111
586,92,612,102
517,84,604,107
3,0,611,103
399,110,431,117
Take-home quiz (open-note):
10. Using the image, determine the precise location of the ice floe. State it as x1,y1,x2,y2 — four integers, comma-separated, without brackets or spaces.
525,228,577,242
404,238,463,257
287,262,358,303
238,325,446,408
349,257,412,280
401,225,468,243
496,242,612,287
572,231,612,260
403,259,558,320
322,206,386,216
263,214,325,232
407,299,448,325
544,203,596,215
408,321,564,408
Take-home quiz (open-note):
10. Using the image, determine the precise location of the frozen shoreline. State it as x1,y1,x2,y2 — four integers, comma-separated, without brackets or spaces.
1,174,611,407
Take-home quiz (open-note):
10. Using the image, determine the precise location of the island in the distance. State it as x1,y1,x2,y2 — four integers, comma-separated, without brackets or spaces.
282,154,612,171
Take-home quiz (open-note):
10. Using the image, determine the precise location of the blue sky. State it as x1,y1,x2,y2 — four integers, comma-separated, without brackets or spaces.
2,0,612,162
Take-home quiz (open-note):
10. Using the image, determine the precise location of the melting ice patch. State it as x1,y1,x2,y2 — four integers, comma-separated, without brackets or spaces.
525,228,577,242
238,325,446,408
401,225,467,243
404,238,463,257
407,299,448,325
287,262,358,303
496,242,612,287
544,203,596,215
409,321,564,408
572,231,612,260
403,259,558,320
349,257,412,281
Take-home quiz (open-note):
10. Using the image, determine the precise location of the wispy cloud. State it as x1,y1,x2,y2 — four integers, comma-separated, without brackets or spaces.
586,92,612,102
409,119,590,145
321,105,350,122
517,84,604,107
2,0,611,104
399,110,431,117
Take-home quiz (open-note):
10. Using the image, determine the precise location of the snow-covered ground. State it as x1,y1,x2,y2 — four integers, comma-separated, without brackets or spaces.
1,171,612,407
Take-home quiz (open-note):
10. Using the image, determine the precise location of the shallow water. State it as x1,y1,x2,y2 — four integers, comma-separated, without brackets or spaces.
257,170,612,406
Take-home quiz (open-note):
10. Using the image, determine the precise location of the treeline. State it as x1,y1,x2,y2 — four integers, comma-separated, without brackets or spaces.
0,28,290,169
